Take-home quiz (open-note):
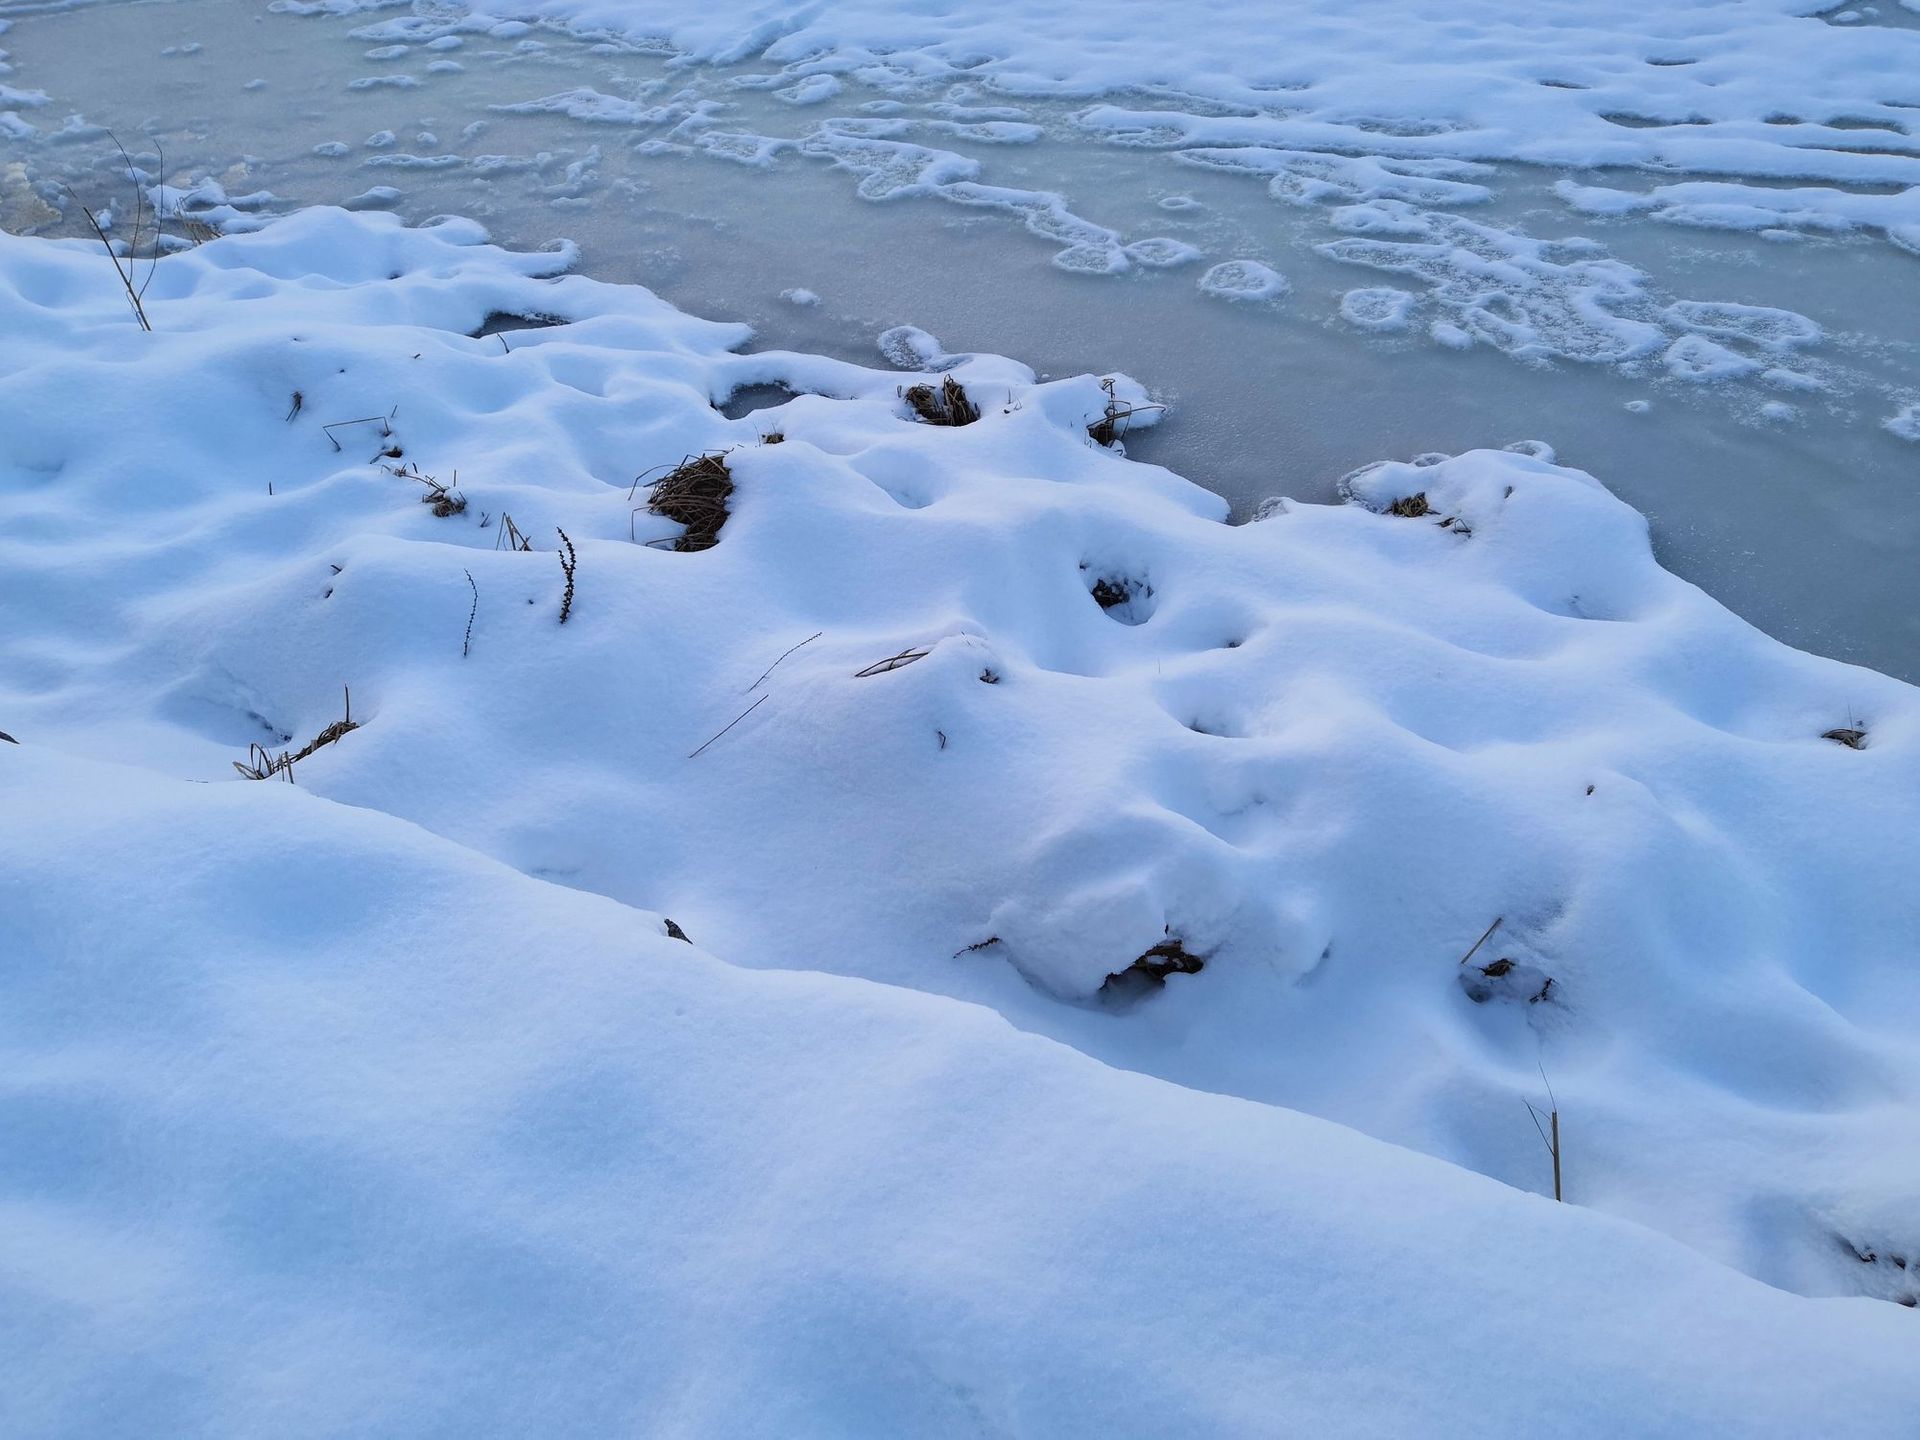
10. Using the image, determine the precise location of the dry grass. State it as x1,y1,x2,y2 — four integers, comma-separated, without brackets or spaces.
903,375,980,427
1823,726,1868,749
1087,376,1165,447
638,452,734,552
854,646,931,677
494,513,534,552
233,687,359,782
1387,492,1432,518
387,461,466,517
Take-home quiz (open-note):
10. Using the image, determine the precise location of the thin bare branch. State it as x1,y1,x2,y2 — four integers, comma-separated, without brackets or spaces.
745,631,822,693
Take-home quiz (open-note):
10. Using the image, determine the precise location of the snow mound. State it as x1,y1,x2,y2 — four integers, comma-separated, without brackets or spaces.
5,743,1915,1435
2,211,1919,1426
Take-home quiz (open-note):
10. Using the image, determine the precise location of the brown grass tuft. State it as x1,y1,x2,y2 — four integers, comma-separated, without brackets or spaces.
233,687,359,782
640,453,734,552
903,375,981,427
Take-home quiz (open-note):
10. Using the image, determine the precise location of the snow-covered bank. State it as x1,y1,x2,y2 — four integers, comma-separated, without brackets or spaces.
7,743,1915,1436
3,208,1918,1430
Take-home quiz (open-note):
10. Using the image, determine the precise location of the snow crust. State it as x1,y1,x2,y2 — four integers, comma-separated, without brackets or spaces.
3,208,1919,1429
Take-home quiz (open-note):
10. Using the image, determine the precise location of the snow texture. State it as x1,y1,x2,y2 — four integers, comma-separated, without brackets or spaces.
3,207,1919,1433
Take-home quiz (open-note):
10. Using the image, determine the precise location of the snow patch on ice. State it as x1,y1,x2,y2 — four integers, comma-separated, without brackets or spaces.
1339,286,1416,331
1198,258,1288,301
1319,201,1664,364
1663,333,1762,382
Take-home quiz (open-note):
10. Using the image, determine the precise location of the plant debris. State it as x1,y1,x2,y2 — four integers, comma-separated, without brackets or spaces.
387,461,466,517
322,407,397,453
495,513,534,552
1823,726,1867,749
640,452,734,552
1086,570,1153,618
903,375,980,427
233,687,359,782
1388,493,1432,518
1087,376,1164,446
1100,936,1207,1000
556,528,577,624
854,646,931,677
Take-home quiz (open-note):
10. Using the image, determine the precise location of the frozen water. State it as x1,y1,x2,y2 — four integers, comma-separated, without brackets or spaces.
1,0,1916,677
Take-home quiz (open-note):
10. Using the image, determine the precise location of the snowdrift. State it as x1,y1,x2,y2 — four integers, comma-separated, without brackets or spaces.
2,207,1917,1431
2,746,1915,1436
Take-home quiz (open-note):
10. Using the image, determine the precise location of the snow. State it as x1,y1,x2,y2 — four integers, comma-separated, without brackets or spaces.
7,0,1920,1414
1198,257,1289,301
1317,201,1668,364
6,743,1915,1437
2,206,1919,1428
1339,286,1418,332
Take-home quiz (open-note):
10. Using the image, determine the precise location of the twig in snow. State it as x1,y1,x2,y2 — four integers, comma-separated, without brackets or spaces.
321,408,397,453
1524,1060,1564,1202
1456,916,1504,967
63,131,169,331
688,694,767,759
494,513,533,552
1087,376,1165,446
555,528,577,623
462,569,478,657
854,646,930,677
745,631,822,693
112,131,163,306
65,191,151,332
